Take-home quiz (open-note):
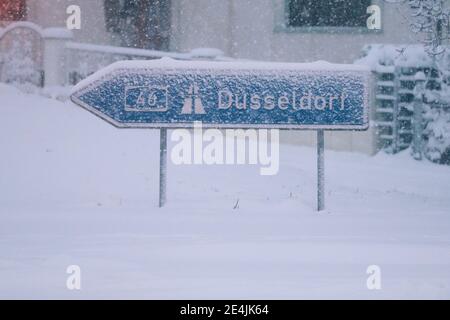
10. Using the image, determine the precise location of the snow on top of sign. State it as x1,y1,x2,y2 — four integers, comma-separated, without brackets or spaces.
71,58,370,95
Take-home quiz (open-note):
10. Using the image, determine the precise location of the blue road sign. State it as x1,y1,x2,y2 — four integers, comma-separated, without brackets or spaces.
71,58,371,130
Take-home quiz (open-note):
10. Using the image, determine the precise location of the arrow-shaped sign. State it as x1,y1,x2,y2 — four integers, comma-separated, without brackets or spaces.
70,58,371,130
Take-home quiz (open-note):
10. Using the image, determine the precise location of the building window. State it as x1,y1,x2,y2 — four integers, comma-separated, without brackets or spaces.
0,0,27,21
287,0,371,28
104,0,171,50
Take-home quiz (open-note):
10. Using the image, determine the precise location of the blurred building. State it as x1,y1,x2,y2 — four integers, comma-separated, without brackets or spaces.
1,0,415,63
0,1,427,155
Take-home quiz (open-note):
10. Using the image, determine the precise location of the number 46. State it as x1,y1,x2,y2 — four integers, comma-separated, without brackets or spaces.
137,91,158,107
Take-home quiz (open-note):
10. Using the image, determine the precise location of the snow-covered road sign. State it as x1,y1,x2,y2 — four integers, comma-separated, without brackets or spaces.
70,58,372,211
70,58,371,130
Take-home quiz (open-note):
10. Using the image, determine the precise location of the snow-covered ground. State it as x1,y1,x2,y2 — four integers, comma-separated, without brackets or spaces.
0,83,449,299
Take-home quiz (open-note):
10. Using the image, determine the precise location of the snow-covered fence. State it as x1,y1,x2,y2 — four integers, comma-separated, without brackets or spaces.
0,22,229,88
65,43,228,85
0,22,72,88
374,64,440,153
357,45,447,159
65,42,188,85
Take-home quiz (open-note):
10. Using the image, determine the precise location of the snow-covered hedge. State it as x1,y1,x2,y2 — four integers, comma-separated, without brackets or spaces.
423,90,450,164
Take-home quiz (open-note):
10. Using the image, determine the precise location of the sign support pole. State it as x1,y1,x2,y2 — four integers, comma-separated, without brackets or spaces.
159,128,167,208
317,130,325,212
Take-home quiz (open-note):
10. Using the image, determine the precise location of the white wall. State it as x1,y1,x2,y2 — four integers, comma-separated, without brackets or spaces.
171,0,233,53
27,0,112,45
171,0,414,63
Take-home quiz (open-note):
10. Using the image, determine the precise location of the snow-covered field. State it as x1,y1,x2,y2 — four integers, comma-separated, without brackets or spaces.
0,83,449,299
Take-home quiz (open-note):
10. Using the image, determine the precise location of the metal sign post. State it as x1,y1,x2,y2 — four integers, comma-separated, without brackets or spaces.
70,59,370,211
159,128,167,208
317,130,325,211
